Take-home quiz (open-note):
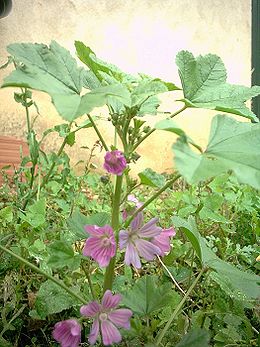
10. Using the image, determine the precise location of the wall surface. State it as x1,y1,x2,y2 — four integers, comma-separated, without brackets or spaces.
0,0,251,175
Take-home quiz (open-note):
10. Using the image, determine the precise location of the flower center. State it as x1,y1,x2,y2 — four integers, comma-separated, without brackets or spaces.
101,237,111,247
130,234,139,242
99,312,108,321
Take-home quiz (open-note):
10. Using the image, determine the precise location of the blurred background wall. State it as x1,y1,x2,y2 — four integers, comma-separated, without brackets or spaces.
0,0,251,174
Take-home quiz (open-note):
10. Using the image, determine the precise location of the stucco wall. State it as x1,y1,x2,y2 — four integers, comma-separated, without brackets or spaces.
0,0,251,175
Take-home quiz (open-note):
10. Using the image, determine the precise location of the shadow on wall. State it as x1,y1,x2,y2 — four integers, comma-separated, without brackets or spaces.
0,0,12,19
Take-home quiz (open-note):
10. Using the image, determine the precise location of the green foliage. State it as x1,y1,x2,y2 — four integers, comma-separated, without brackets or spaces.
176,50,260,121
19,198,46,228
47,240,81,270
138,168,166,188
0,206,13,226
176,328,210,347
67,209,111,241
172,216,260,300
174,114,260,189
30,280,81,319
122,275,172,316
2,41,131,120
1,40,260,347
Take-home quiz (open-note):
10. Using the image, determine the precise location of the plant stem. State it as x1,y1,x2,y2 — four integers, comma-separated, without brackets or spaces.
87,114,109,152
155,267,206,345
132,105,187,151
103,175,123,292
81,262,96,300
124,174,181,228
21,135,68,212
0,244,87,305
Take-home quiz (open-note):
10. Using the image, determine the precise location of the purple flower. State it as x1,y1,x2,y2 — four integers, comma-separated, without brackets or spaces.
119,212,162,268
103,150,127,176
80,290,132,346
122,195,143,221
151,227,176,255
53,319,81,347
83,225,116,267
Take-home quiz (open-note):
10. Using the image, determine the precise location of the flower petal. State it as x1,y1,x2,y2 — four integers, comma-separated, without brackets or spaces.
108,308,132,329
53,319,81,347
119,230,130,249
101,320,122,346
82,237,101,257
80,302,100,317
125,242,141,268
84,225,102,236
130,212,144,232
151,227,175,255
88,319,100,345
102,290,122,309
135,239,161,260
138,217,161,237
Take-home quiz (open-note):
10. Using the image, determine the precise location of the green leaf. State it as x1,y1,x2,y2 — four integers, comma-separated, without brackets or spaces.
30,280,81,319
176,50,260,121
176,328,210,347
155,118,187,137
75,40,135,84
2,41,130,121
0,206,13,226
171,216,202,262
19,198,46,228
138,168,166,188
76,84,131,115
66,132,75,146
122,275,172,316
173,114,260,190
67,209,110,241
172,216,260,300
47,240,81,270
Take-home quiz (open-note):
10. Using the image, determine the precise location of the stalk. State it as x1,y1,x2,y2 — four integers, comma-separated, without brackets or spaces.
87,114,109,152
124,174,181,228
155,268,206,345
0,244,87,305
132,105,187,151
103,175,123,292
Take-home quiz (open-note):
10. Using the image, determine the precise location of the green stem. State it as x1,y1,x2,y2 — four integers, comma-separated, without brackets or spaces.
0,244,87,305
87,114,109,152
132,105,187,151
155,268,206,345
103,175,123,292
124,174,181,228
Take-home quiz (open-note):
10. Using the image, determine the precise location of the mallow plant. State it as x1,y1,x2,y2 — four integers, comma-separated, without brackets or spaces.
0,40,260,346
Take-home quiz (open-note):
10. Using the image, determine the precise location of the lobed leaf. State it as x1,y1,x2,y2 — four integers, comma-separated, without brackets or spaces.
173,114,260,190
176,50,260,121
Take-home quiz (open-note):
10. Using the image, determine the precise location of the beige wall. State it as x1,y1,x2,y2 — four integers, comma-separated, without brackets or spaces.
0,0,251,175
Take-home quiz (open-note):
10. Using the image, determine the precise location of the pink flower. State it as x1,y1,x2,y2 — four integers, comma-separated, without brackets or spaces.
53,319,81,347
122,194,143,221
83,225,116,267
119,212,162,268
103,150,127,176
151,227,176,255
80,290,132,346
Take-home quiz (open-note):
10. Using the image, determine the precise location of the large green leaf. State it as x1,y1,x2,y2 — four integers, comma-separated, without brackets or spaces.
172,216,260,300
122,275,172,316
2,41,131,121
30,280,81,319
173,114,260,189
67,209,110,241
176,328,210,347
176,50,260,121
47,240,81,270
